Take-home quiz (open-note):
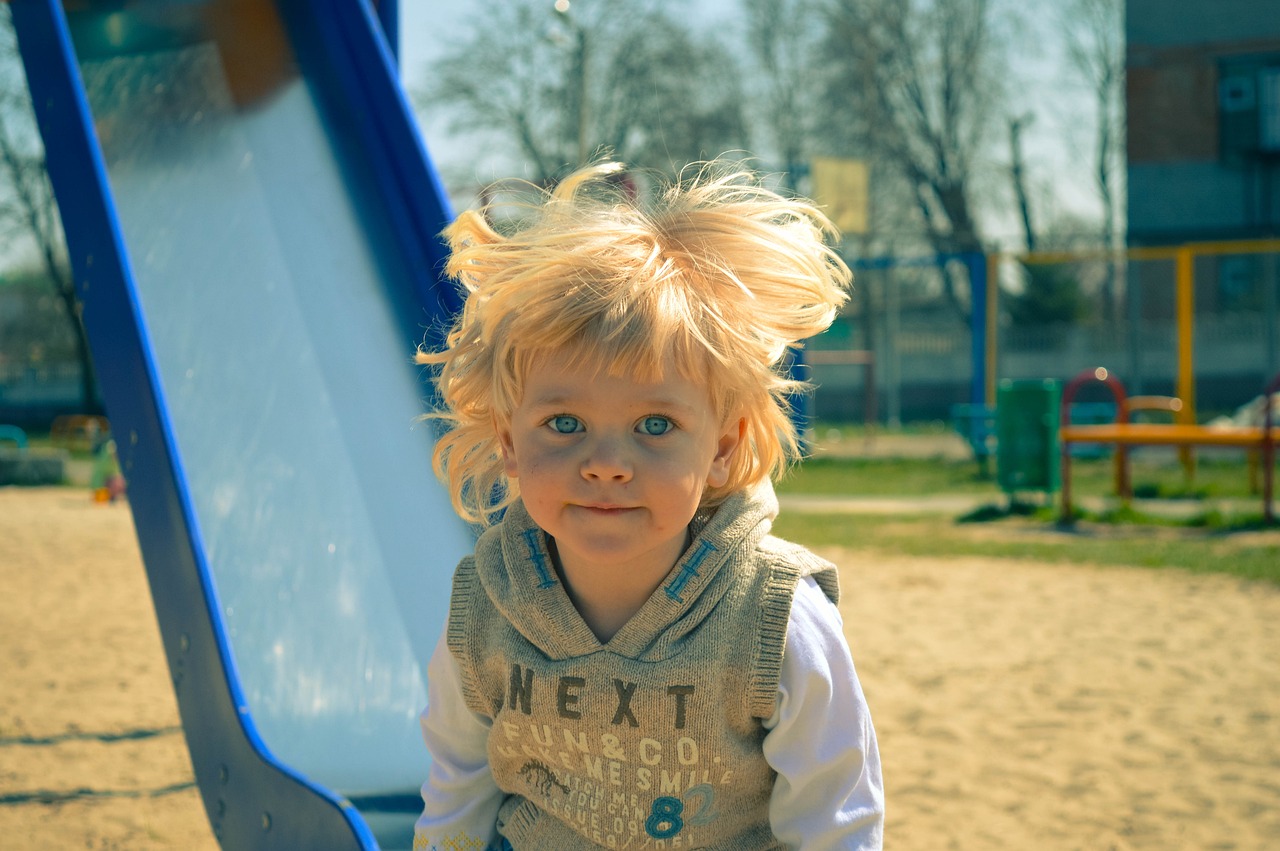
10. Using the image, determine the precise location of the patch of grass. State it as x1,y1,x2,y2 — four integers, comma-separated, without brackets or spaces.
773,511,1280,585
781,450,1262,501
963,498,1275,533
956,500,1044,523
778,447,1278,583
779,456,995,496
1063,504,1275,533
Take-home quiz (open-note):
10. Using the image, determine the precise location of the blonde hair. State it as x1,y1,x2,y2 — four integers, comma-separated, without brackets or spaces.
418,160,851,526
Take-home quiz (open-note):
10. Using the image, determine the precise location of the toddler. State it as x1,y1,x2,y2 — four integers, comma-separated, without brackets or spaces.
413,161,883,850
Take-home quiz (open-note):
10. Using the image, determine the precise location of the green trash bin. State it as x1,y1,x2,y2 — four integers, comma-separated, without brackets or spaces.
996,378,1062,497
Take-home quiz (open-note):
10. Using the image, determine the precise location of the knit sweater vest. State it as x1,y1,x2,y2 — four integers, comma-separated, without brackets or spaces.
445,482,839,850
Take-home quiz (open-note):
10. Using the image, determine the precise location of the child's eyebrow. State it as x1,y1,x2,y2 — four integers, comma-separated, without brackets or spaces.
636,397,700,415
523,390,578,408
526,389,700,414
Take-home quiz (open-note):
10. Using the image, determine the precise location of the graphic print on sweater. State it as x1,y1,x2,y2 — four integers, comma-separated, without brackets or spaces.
492,663,746,848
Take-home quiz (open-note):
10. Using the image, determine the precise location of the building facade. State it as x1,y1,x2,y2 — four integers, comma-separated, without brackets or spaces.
1127,0,1280,244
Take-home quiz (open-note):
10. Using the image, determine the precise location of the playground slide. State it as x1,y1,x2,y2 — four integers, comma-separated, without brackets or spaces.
13,1,471,848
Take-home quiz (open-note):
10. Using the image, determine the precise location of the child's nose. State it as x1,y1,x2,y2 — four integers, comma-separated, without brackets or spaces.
580,437,632,482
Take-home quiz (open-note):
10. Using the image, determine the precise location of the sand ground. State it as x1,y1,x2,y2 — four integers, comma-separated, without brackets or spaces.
2,486,1278,849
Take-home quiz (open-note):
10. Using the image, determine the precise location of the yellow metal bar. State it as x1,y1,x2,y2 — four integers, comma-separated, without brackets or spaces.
993,238,1280,437
1175,246,1196,479
1175,237,1280,257
1175,247,1195,423
1125,246,1181,261
1061,423,1280,446
1017,238,1280,265
1021,248,1124,264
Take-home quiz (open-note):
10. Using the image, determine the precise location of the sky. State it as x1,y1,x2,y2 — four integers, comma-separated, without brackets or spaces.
396,0,1102,247
396,0,750,184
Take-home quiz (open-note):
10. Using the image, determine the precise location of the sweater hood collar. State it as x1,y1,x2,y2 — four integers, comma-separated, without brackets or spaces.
471,482,779,659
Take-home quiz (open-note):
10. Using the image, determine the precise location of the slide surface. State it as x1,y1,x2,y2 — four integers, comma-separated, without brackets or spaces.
13,1,471,847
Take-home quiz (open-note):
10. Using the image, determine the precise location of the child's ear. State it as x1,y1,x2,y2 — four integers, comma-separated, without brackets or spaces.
496,420,520,479
706,416,746,489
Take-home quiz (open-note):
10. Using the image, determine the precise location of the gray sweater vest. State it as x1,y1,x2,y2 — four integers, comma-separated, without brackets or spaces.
446,483,838,850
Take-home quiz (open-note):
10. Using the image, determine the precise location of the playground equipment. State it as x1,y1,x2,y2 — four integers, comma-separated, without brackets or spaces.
0,424,28,449
0,422,69,484
987,239,1280,414
12,1,471,848
1059,367,1280,523
90,436,126,502
937,241,1277,472
995,378,1060,501
48,413,110,452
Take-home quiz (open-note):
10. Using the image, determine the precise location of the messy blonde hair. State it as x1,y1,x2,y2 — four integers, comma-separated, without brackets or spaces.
418,160,851,526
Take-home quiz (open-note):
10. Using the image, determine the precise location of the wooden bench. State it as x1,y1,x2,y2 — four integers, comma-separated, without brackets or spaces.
1059,368,1279,523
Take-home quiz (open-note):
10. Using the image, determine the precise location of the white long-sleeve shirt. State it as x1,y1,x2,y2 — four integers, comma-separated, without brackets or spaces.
415,576,884,850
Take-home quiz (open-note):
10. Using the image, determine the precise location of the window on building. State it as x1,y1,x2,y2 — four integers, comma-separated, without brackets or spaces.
1260,67,1280,153
1219,53,1280,164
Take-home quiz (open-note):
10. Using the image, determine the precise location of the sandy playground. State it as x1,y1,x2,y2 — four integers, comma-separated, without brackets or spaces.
2,485,1279,849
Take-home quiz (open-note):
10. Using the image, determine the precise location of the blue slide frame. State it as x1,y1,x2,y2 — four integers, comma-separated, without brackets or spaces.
11,1,465,848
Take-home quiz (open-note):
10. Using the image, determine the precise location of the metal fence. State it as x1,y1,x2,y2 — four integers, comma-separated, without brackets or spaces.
806,241,1280,424
5,242,1279,429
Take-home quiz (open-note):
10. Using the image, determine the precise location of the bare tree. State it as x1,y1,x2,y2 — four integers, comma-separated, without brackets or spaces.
596,11,748,173
1008,113,1037,251
414,0,748,184
742,0,823,192
1006,111,1090,328
1061,0,1125,321
816,0,1005,321
0,10,98,414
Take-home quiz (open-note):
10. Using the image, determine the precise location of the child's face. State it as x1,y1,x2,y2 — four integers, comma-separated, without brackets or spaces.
497,350,743,581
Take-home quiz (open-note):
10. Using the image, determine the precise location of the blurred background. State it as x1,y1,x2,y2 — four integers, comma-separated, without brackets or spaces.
1,0,1277,429
1,6,1277,849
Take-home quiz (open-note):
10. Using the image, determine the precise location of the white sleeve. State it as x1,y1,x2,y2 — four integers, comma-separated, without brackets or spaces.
763,576,885,850
413,628,505,850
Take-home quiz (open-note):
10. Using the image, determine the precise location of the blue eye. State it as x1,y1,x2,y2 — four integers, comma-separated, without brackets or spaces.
549,415,583,434
639,416,673,435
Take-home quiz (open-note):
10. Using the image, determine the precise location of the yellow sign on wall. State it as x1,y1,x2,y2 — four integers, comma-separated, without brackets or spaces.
810,157,869,236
